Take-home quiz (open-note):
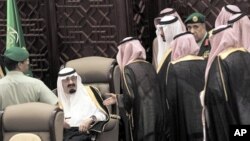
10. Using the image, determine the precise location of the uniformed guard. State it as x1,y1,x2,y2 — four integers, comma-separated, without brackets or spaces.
185,12,211,57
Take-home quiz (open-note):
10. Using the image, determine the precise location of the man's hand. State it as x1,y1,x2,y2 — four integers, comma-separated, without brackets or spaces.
79,117,93,132
103,93,117,106
64,120,70,129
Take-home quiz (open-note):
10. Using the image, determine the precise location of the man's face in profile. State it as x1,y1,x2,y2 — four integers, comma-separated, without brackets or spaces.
19,58,30,73
62,75,77,94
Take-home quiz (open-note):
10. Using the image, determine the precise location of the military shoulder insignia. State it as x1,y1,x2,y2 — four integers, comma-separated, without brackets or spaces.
192,16,198,22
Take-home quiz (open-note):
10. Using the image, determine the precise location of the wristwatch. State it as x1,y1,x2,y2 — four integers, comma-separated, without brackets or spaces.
90,115,97,124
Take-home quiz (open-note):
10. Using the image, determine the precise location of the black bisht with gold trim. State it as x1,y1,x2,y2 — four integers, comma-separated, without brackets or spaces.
120,60,166,141
205,48,250,141
165,55,206,141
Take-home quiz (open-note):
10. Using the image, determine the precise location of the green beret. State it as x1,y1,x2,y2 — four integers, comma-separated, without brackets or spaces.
4,47,29,61
185,12,205,24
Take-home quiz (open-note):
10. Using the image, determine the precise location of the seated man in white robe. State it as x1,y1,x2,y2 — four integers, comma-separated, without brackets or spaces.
57,67,109,141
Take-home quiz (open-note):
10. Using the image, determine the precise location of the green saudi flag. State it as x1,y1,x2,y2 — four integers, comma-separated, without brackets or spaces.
6,0,25,49
6,0,33,76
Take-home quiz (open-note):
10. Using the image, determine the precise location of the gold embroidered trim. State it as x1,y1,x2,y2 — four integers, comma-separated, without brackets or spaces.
84,85,108,116
157,48,172,73
217,58,228,101
171,55,204,65
218,47,246,60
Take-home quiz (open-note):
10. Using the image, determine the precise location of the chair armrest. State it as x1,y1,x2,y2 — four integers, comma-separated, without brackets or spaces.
110,114,120,120
103,115,120,132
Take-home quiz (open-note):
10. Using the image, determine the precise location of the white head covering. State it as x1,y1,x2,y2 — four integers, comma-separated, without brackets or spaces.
215,5,241,27
116,37,146,70
205,25,237,81
154,8,186,31
156,15,185,65
228,13,250,51
57,67,106,127
170,32,200,61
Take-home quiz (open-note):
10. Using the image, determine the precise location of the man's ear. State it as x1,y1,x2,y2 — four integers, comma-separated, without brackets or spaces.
202,23,206,29
17,62,23,70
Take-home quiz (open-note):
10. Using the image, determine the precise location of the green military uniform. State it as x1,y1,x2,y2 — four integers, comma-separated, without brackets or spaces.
0,71,58,110
197,32,210,57
185,12,211,57
0,46,58,110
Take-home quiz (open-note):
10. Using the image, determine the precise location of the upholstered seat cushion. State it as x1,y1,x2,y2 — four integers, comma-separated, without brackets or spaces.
9,133,42,141
1,102,64,141
66,57,115,83
3,103,55,131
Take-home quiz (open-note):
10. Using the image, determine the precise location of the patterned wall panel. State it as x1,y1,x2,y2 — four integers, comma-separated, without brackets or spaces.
130,0,158,61
132,0,148,40
168,0,250,30
0,0,53,86
55,0,118,65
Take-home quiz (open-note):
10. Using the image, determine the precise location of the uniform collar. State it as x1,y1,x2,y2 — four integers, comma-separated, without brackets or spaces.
7,71,24,75
198,32,208,47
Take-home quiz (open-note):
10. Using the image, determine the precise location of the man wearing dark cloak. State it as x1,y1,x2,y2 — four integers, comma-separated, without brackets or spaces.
203,24,250,141
103,37,165,141
166,32,206,141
